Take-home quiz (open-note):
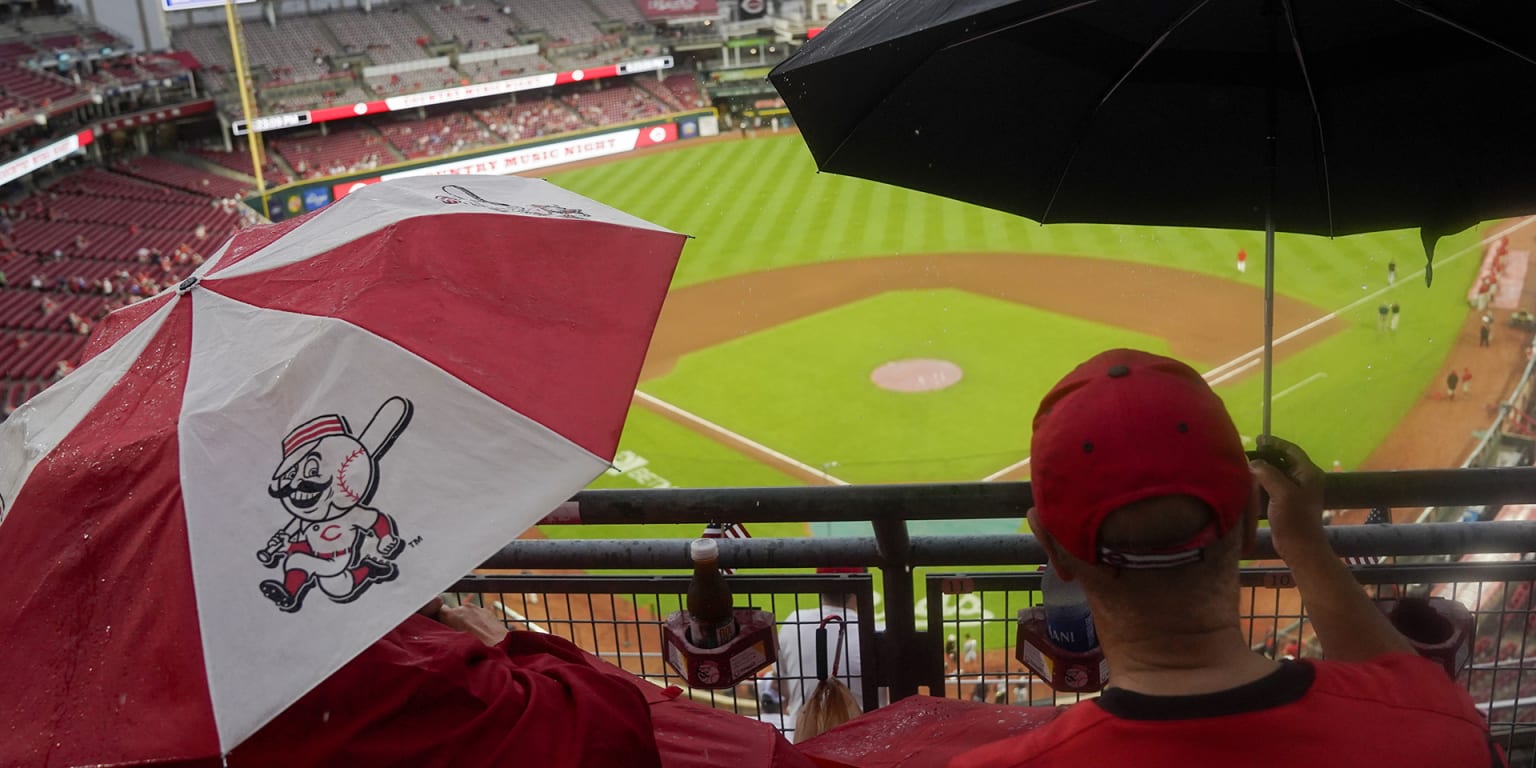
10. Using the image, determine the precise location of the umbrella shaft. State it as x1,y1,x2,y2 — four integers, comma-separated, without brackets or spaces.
1261,3,1278,441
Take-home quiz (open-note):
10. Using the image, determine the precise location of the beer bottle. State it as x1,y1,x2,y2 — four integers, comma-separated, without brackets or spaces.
687,538,738,648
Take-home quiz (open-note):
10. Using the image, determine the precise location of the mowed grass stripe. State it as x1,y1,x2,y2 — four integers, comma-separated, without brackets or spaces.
551,135,1452,308
642,290,1174,484
550,134,1493,488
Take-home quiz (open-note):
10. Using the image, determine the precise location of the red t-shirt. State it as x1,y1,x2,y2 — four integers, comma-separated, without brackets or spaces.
949,653,1503,768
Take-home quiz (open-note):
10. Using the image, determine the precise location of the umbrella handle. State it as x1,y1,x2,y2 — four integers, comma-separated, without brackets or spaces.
814,614,848,681
815,626,828,682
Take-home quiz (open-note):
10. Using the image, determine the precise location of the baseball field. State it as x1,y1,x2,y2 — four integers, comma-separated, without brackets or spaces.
531,131,1492,648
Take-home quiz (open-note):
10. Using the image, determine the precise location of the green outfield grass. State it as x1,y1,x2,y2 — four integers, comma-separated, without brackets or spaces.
549,134,1489,488
546,134,1496,647
539,406,805,541
641,288,1170,486
550,134,1474,306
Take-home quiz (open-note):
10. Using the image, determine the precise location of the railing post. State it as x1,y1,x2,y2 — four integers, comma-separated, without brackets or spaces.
872,517,923,700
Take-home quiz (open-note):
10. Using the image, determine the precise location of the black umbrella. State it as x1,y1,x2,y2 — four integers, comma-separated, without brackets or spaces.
769,0,1536,435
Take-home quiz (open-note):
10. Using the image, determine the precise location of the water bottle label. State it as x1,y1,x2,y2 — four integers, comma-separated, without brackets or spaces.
1045,604,1097,653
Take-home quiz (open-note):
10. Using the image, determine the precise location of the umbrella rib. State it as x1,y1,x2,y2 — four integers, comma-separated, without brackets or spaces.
1039,0,1213,223
1279,0,1334,238
1390,0,1536,67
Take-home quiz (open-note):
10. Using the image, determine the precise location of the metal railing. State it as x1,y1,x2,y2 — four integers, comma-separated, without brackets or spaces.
448,572,878,741
468,509,1536,761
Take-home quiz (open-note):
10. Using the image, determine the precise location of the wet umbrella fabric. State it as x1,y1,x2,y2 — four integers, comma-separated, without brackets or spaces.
0,175,686,766
770,0,1536,239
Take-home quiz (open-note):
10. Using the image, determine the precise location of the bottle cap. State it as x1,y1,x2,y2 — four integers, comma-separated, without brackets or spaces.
690,538,718,562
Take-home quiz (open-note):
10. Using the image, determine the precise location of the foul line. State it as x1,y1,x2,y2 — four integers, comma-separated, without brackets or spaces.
981,456,1029,482
1273,372,1327,402
979,215,1536,481
633,390,851,485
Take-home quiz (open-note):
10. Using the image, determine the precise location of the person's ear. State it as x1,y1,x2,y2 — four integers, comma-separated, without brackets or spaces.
1027,507,1076,581
1241,481,1260,558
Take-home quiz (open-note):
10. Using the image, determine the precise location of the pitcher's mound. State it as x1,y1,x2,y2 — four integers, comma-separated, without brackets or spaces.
871,359,964,393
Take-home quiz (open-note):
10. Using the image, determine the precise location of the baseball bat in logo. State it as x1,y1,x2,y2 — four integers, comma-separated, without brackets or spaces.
258,396,414,613
437,184,592,219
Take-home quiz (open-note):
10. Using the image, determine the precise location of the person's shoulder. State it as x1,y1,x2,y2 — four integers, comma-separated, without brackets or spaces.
948,703,1108,768
1304,653,1486,724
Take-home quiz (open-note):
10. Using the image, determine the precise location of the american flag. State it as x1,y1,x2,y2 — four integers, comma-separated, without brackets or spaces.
1343,507,1391,567
702,521,751,574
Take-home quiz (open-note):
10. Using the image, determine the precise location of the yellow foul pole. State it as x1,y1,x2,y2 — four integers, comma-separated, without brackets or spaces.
225,0,269,219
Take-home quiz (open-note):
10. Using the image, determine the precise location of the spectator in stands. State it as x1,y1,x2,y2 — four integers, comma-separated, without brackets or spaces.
0,269,6,288
951,349,1504,768
39,297,57,316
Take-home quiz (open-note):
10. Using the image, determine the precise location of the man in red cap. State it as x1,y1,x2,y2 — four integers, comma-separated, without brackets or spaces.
952,349,1502,767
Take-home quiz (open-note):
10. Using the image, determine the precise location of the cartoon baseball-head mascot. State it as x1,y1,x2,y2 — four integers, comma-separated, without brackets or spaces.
259,396,412,612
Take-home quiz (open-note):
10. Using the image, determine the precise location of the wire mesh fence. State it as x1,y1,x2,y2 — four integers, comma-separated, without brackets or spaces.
924,562,1536,764
452,560,1536,762
448,573,877,743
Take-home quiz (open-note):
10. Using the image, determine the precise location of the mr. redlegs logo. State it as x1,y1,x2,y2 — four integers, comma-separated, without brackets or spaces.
258,397,413,613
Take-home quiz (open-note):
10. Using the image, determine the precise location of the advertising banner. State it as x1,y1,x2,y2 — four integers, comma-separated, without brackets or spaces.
331,177,383,201
301,187,332,212
382,124,678,182
0,130,93,188
637,0,718,18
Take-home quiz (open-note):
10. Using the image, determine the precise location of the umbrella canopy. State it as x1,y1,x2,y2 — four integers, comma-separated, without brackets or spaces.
0,175,686,766
770,0,1536,239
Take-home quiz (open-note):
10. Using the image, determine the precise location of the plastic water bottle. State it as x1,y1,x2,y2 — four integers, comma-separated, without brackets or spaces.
1042,564,1097,653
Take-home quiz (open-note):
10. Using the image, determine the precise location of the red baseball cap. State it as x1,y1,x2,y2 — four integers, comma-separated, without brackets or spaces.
1030,349,1252,569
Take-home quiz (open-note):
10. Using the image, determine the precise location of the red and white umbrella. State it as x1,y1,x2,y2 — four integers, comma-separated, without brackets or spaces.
0,175,686,766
